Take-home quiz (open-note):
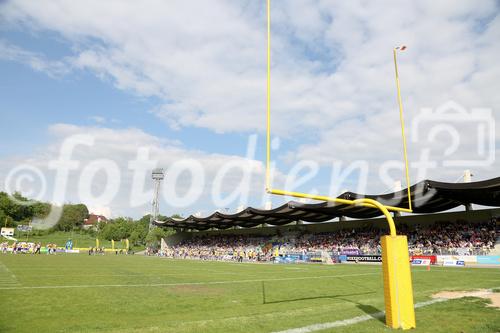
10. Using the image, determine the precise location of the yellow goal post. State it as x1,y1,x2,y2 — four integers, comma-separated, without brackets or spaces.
265,0,413,222
264,1,416,329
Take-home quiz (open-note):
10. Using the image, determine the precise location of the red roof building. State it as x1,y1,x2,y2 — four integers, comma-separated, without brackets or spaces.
83,214,108,229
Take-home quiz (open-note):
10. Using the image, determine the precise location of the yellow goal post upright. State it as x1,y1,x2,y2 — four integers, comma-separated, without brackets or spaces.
95,239,129,251
265,0,415,329
111,239,130,251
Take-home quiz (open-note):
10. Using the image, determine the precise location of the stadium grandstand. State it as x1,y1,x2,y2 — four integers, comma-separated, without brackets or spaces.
154,177,500,263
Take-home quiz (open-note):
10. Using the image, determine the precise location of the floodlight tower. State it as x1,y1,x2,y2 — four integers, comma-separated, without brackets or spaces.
150,168,165,230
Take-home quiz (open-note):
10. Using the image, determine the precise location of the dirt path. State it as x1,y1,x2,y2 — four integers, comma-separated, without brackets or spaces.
432,289,500,308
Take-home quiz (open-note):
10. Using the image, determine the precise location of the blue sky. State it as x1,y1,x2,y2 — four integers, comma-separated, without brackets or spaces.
1,0,499,219
0,57,250,157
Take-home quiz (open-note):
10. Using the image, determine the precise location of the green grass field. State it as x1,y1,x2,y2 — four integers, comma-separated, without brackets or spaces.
0,255,499,333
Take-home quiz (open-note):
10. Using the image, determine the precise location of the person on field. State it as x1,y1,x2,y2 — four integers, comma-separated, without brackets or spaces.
34,243,41,254
1,242,8,254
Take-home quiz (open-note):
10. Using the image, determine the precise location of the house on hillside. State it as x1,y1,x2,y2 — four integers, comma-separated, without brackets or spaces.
83,214,108,230
1,227,15,237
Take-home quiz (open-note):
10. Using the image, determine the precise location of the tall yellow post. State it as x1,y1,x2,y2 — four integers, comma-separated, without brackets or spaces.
380,46,415,329
355,200,416,329
381,235,416,329
265,1,416,328
393,46,412,211
111,239,115,250
96,238,99,249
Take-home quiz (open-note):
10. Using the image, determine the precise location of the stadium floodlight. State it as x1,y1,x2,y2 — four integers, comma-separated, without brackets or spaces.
265,0,415,329
152,168,165,181
150,168,165,230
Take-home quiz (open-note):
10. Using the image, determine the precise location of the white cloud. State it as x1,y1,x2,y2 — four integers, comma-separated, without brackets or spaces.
1,0,499,196
0,123,286,218
89,116,106,124
0,39,70,77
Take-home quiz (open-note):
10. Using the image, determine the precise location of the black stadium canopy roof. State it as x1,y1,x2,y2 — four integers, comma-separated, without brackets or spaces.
154,177,500,231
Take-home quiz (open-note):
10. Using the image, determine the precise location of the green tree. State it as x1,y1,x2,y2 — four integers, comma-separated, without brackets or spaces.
0,209,6,227
32,202,51,218
0,192,33,222
1,213,15,228
99,217,135,241
137,214,151,224
129,230,141,246
145,227,175,248
99,222,118,241
56,204,89,231
126,214,151,246
133,221,149,244
97,214,176,247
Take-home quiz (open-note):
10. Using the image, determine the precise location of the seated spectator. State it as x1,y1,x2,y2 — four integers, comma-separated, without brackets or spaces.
164,219,498,261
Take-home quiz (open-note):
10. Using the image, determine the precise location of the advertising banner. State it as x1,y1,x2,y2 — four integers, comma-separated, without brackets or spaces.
346,255,382,262
443,260,465,267
476,256,500,265
411,255,437,264
411,258,431,266
16,225,32,232
340,248,360,255
437,255,477,263
275,254,306,263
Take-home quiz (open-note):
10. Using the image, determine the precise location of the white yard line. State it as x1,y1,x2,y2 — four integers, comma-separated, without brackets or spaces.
0,262,14,273
0,272,378,290
6,271,249,278
0,267,494,290
0,261,18,282
272,287,500,333
272,299,448,333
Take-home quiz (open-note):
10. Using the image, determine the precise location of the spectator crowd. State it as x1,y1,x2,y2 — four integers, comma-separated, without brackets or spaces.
158,219,498,261
0,241,57,254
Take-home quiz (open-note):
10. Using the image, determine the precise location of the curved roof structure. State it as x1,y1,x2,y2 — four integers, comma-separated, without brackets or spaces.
154,177,500,230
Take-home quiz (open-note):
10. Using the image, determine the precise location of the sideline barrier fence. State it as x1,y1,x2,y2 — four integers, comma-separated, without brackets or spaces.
411,258,431,266
346,255,382,262
411,255,437,264
476,255,500,265
271,254,500,265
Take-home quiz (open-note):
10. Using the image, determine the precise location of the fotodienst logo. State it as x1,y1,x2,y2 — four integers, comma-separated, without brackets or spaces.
2,100,496,223
412,100,495,168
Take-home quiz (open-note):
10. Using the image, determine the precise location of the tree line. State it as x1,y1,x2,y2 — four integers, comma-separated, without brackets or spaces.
0,191,176,247
98,214,175,247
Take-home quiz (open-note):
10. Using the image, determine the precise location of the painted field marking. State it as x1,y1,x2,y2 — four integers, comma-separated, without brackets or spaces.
4,271,252,278
0,266,494,290
0,261,20,286
272,299,446,333
272,287,500,333
0,272,378,290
